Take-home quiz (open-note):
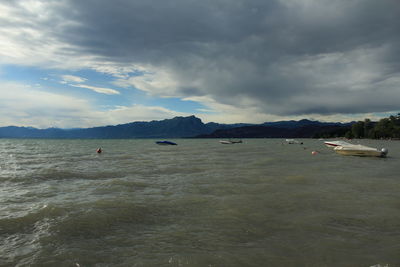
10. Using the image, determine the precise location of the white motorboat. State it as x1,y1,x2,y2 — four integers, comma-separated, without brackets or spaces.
334,144,388,157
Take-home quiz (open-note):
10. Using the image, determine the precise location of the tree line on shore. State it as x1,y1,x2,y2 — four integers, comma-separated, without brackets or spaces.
313,114,400,139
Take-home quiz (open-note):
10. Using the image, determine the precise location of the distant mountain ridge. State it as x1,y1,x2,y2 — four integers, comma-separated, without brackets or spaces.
196,124,351,138
0,116,236,138
0,116,351,139
262,119,350,129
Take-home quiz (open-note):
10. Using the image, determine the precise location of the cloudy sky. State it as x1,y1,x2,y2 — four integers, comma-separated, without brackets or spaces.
0,0,399,128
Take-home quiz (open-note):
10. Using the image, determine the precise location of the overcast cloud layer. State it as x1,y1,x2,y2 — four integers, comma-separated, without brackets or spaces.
1,0,400,126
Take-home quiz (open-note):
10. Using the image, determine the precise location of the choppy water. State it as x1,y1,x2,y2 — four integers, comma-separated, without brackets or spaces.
0,138,399,267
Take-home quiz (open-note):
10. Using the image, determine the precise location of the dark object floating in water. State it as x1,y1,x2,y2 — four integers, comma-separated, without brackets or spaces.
156,141,177,145
219,140,242,144
96,148,102,153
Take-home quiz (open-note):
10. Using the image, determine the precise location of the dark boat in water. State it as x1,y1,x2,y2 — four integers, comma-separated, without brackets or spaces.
155,141,177,145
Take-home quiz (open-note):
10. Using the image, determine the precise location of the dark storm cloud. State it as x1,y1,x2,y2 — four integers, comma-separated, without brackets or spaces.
42,0,400,115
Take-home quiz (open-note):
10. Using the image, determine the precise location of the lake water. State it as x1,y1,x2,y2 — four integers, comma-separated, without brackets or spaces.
0,139,399,267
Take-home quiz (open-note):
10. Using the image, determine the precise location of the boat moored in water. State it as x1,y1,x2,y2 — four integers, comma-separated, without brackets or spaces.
334,144,388,157
219,140,242,144
155,141,177,145
219,140,243,145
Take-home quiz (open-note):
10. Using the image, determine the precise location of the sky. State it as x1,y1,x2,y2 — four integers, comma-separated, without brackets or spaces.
0,0,399,128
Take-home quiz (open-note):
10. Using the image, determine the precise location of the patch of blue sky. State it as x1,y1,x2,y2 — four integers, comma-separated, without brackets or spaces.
0,65,123,108
69,68,120,84
1,64,210,114
1,64,116,87
71,68,209,113
0,64,48,83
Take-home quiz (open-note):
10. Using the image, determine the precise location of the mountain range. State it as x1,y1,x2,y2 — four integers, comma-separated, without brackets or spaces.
0,115,352,139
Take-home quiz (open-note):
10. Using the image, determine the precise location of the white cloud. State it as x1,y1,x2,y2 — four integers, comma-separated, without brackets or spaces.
0,81,92,128
69,84,120,95
114,68,181,97
101,105,188,124
0,1,71,66
61,75,87,83
0,81,187,128
60,74,121,95
184,95,393,124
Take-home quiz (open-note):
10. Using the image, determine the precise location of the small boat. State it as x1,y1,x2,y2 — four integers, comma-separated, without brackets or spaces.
324,140,353,148
286,139,303,144
219,140,242,144
334,144,388,157
155,141,177,145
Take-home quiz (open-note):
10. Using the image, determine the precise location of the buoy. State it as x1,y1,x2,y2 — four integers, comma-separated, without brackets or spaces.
96,148,102,153
311,151,318,155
